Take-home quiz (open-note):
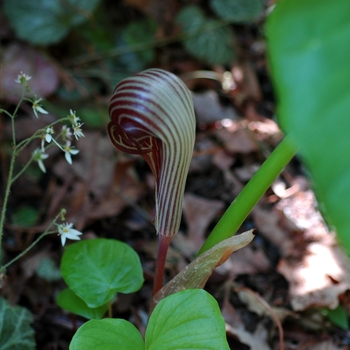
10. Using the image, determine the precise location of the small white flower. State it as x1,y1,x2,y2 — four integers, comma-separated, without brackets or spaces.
32,97,48,118
63,141,79,165
41,127,55,151
68,109,80,125
61,125,72,141
57,222,82,246
72,123,84,140
45,127,54,143
33,148,49,173
15,71,32,85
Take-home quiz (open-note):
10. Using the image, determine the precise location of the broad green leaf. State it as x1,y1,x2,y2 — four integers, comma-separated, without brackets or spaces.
146,289,229,350
70,318,145,350
210,0,263,23
266,0,350,254
56,288,108,320
3,0,101,45
323,305,349,330
60,238,144,308
0,297,35,350
177,5,236,65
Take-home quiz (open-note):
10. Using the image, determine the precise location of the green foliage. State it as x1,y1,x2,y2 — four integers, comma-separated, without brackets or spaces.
36,257,62,282
176,5,235,65
78,107,107,128
3,0,101,45
11,206,39,227
0,297,35,350
210,0,264,23
323,305,349,330
56,288,108,320
266,0,350,254
122,18,157,64
70,318,145,350
60,238,144,308
70,289,229,350
145,289,229,350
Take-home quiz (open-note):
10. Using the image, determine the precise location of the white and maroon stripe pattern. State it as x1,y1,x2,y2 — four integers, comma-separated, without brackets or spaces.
108,69,196,237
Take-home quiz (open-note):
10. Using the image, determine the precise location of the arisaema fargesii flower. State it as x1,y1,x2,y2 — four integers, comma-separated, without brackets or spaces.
108,69,196,294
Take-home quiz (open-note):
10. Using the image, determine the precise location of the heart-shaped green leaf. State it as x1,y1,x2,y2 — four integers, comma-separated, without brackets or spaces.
56,288,108,320
60,239,144,308
4,0,101,45
70,318,145,350
177,5,236,65
266,0,350,253
210,0,263,23
0,297,35,350
146,289,229,349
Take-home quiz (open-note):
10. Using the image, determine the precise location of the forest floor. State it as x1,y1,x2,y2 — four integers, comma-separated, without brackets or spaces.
1,1,350,349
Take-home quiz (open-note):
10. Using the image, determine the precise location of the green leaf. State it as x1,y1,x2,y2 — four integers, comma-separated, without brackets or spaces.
266,0,350,254
176,5,207,33
79,107,107,128
70,318,145,350
0,297,35,350
210,0,263,23
56,288,108,319
323,305,349,330
60,238,144,308
3,0,101,45
36,257,62,282
11,206,39,227
122,18,157,64
177,5,236,65
146,289,229,350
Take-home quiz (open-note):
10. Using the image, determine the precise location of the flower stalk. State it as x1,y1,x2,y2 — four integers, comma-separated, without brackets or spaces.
0,72,84,267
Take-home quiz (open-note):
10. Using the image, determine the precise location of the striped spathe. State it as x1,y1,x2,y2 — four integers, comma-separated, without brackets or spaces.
108,69,196,237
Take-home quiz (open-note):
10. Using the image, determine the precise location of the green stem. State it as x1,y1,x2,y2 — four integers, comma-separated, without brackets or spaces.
15,131,41,154
0,152,16,245
0,232,51,273
10,155,35,184
0,210,64,273
197,136,298,255
15,117,69,153
0,91,27,243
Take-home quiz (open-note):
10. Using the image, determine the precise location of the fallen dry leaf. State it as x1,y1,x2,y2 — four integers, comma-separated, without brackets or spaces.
222,298,271,350
193,90,239,125
252,204,295,258
1,43,59,103
182,193,224,252
278,240,350,311
216,244,271,277
214,122,259,154
308,340,345,350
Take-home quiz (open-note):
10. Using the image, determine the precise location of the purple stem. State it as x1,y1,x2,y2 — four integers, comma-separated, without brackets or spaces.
152,235,172,296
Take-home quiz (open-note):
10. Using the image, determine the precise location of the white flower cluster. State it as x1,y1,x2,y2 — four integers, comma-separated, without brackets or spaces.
14,73,84,247
32,110,84,172
15,73,85,172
